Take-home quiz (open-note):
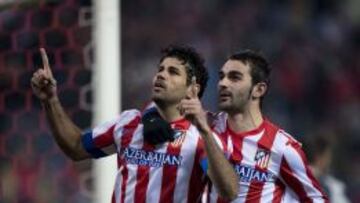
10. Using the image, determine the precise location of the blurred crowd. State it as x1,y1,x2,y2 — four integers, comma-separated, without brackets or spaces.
0,0,359,202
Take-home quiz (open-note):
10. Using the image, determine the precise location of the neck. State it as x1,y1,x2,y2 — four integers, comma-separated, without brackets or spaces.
227,104,263,133
155,102,183,122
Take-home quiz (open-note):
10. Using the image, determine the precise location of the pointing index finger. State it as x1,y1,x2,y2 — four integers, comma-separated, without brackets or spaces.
40,48,52,76
190,76,198,99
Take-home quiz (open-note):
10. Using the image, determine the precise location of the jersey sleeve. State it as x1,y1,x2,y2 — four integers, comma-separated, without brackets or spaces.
81,110,140,159
199,131,226,173
279,140,329,202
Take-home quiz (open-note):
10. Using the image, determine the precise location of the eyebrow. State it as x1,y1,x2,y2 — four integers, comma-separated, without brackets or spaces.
229,70,243,76
219,70,243,76
169,66,181,71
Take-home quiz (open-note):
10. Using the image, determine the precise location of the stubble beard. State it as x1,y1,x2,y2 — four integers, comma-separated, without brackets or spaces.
152,93,180,110
219,96,248,114
152,93,167,109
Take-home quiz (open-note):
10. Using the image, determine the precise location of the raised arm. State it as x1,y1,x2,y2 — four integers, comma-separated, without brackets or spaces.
31,48,90,161
180,78,238,201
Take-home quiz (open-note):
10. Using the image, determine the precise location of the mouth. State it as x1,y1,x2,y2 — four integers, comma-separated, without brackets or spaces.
219,91,232,101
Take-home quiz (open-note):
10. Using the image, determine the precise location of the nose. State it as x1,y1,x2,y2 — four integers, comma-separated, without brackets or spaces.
155,70,166,81
218,77,229,90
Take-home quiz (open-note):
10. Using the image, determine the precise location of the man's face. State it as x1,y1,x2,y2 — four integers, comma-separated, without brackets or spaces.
152,57,189,106
218,60,253,113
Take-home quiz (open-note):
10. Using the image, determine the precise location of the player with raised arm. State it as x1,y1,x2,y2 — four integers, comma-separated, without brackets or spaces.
31,45,238,203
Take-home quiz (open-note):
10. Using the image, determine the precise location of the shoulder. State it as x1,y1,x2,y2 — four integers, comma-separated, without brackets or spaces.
110,109,142,128
266,122,303,155
278,129,302,148
269,121,301,147
120,109,142,119
274,129,309,166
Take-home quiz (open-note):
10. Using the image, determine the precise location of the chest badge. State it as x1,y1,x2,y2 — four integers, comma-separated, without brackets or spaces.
254,148,271,169
170,130,186,147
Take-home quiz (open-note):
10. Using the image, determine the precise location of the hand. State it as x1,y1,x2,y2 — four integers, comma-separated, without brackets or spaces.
179,77,210,134
31,48,58,102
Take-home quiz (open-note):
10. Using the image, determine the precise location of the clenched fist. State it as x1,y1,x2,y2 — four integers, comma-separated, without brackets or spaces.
31,48,57,101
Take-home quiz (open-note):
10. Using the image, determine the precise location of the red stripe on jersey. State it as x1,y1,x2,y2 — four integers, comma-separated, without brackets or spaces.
280,158,312,202
245,121,278,203
272,179,285,203
119,116,141,203
293,145,329,202
214,129,245,203
113,153,122,203
94,125,116,148
228,130,243,166
159,142,182,203
186,139,207,203
120,169,129,203
134,142,155,203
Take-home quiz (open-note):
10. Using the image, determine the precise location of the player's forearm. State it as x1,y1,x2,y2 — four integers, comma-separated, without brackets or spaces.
202,129,238,200
42,97,89,161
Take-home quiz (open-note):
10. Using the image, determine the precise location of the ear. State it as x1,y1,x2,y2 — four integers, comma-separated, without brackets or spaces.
251,82,267,99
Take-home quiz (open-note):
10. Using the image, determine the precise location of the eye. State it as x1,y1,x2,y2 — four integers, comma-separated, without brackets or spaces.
228,74,241,81
219,72,224,80
157,66,164,73
169,67,180,75
228,71,243,81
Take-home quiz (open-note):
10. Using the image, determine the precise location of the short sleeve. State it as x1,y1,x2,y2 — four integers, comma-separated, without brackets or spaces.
280,141,328,202
81,110,141,158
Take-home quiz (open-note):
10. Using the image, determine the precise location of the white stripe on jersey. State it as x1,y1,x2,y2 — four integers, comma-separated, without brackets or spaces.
227,135,234,156
113,110,140,149
173,126,199,203
145,146,167,203
114,165,124,203
92,110,139,139
235,131,264,202
259,183,275,202
282,187,300,202
240,130,264,165
284,144,325,202
270,130,297,203
259,130,285,202
124,126,144,203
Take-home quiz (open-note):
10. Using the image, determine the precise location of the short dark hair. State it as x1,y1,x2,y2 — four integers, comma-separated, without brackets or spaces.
160,45,209,98
229,50,271,102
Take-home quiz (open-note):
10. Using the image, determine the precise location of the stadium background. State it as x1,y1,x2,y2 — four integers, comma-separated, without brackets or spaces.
0,0,359,202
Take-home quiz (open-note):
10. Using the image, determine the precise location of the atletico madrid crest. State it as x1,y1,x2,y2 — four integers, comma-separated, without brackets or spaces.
170,130,186,147
254,149,271,169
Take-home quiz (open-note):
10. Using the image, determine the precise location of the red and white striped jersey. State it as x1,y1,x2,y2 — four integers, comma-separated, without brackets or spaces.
206,112,328,203
81,109,209,203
